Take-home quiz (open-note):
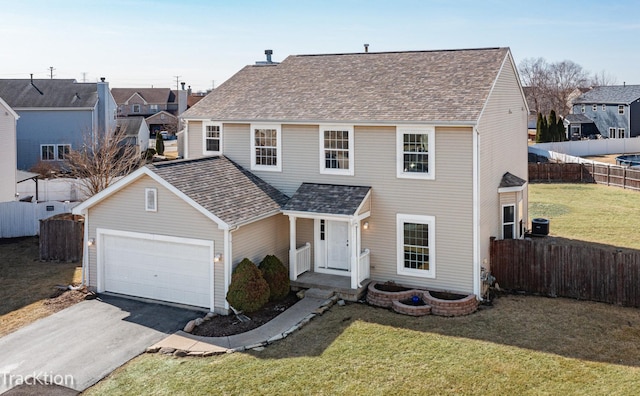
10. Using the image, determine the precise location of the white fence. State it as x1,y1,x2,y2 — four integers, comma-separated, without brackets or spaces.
17,178,87,202
294,242,311,277
533,138,640,157
0,201,80,238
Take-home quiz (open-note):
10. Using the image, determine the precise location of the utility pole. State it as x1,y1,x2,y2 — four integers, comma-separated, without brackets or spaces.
174,75,181,91
49,66,55,79
81,72,87,82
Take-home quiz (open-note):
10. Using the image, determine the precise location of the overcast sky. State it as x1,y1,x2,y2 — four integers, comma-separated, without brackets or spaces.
2,0,639,92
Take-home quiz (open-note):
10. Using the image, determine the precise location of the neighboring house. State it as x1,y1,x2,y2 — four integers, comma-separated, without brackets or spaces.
0,97,19,201
116,117,150,153
74,47,529,314
0,78,117,171
572,85,640,138
111,88,187,136
563,114,598,140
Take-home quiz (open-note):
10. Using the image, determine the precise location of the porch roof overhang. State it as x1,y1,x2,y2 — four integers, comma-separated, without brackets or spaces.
282,183,371,221
498,172,527,193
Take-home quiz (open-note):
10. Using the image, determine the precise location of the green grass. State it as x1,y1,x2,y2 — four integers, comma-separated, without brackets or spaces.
86,296,640,396
528,183,640,249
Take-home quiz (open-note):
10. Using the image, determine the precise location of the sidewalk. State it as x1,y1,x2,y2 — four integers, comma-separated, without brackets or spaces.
148,291,339,356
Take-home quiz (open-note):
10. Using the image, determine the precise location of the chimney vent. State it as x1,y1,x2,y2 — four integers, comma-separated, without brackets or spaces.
265,49,273,63
100,77,105,82
364,44,369,53
181,82,186,90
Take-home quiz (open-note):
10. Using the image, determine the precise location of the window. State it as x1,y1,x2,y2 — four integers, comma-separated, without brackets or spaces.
41,144,70,161
250,124,281,171
320,220,325,241
609,127,617,138
618,128,626,139
602,104,606,111
397,214,435,278
502,205,516,239
150,104,159,112
592,104,597,112
145,188,157,212
57,144,70,160
397,126,435,179
132,104,140,113
41,144,55,161
581,105,585,113
203,123,221,154
319,125,354,175
619,105,625,115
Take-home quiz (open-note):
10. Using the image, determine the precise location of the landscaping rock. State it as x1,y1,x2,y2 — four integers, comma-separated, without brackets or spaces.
337,299,346,306
183,320,196,333
173,349,188,357
296,290,306,299
194,318,204,326
146,346,161,353
159,347,176,355
204,312,216,321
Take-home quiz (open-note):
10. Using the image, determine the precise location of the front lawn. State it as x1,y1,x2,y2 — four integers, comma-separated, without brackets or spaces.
86,296,640,395
528,183,640,249
0,237,82,337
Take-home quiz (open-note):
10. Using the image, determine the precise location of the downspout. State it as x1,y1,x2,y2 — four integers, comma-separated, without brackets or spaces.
81,210,89,287
472,127,481,299
223,225,238,312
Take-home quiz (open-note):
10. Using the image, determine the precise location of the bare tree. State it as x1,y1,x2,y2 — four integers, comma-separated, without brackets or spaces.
519,57,552,115
591,70,618,87
64,128,143,197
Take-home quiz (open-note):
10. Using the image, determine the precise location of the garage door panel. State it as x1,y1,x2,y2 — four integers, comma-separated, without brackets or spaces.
101,232,212,308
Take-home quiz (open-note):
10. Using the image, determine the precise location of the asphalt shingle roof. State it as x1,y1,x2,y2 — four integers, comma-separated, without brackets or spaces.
283,183,371,216
499,172,527,188
116,117,145,137
111,88,175,105
573,85,640,105
564,114,594,123
0,79,98,108
182,47,510,123
148,156,288,226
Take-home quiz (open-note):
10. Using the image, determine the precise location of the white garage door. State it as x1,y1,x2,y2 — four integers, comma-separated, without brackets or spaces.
99,230,213,308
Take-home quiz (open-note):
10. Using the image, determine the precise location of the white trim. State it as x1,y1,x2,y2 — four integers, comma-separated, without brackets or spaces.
472,127,480,298
72,166,230,230
396,125,435,180
96,228,215,310
183,120,189,159
202,121,222,156
145,188,157,212
396,213,435,279
498,183,527,193
319,124,354,176
0,97,19,119
179,117,477,127
250,123,282,172
40,144,55,161
13,107,94,111
281,210,352,222
224,229,232,310
501,203,516,239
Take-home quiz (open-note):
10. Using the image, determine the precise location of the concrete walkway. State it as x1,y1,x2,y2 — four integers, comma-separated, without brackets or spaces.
149,291,339,356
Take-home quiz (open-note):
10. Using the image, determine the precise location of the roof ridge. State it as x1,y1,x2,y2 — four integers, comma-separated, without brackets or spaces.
294,47,506,58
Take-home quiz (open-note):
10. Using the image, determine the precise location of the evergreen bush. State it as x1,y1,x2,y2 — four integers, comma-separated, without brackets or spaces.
259,255,290,301
226,258,270,313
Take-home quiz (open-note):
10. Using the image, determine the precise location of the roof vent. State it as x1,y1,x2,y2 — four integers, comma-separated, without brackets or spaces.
256,49,279,66
364,44,369,53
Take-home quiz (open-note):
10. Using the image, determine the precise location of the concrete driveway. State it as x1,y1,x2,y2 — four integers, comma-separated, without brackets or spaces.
0,295,201,394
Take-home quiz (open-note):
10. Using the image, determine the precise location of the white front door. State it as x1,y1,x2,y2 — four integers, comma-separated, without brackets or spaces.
327,220,350,271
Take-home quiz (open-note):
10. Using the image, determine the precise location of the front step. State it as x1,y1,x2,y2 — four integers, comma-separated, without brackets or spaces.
303,288,336,299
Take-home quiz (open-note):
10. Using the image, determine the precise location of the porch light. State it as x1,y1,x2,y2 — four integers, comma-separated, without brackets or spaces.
87,238,95,247
363,221,369,230
214,253,222,262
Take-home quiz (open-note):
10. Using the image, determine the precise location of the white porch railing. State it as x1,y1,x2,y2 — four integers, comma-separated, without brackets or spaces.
353,248,370,289
294,242,311,277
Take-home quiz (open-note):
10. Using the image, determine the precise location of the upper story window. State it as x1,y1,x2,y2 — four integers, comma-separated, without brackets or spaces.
132,104,141,113
592,104,597,112
145,188,157,212
396,126,435,180
602,104,606,111
581,105,585,113
319,125,354,175
203,122,222,155
397,213,435,278
619,105,625,114
251,124,281,172
150,104,159,112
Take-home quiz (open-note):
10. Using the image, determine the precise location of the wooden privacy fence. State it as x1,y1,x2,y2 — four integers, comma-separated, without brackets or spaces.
529,162,640,191
490,237,640,307
39,213,84,262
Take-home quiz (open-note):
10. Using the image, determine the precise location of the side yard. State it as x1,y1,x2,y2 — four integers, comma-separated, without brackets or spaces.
0,237,82,337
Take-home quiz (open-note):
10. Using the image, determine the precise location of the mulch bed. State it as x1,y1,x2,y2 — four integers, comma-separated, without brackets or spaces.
192,292,300,337
44,287,95,312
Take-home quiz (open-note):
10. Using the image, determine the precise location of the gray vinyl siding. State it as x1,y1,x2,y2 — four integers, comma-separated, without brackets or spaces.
214,122,475,293
231,213,290,269
86,175,226,311
477,53,529,272
186,120,204,158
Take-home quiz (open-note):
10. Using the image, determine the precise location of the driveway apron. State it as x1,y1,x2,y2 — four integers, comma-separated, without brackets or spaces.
0,295,200,394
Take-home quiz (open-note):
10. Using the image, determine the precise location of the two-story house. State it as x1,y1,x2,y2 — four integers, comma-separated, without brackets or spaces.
0,78,117,171
73,47,529,314
570,84,640,138
111,88,187,136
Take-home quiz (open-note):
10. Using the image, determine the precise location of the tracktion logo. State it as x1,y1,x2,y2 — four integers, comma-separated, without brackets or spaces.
2,371,74,387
